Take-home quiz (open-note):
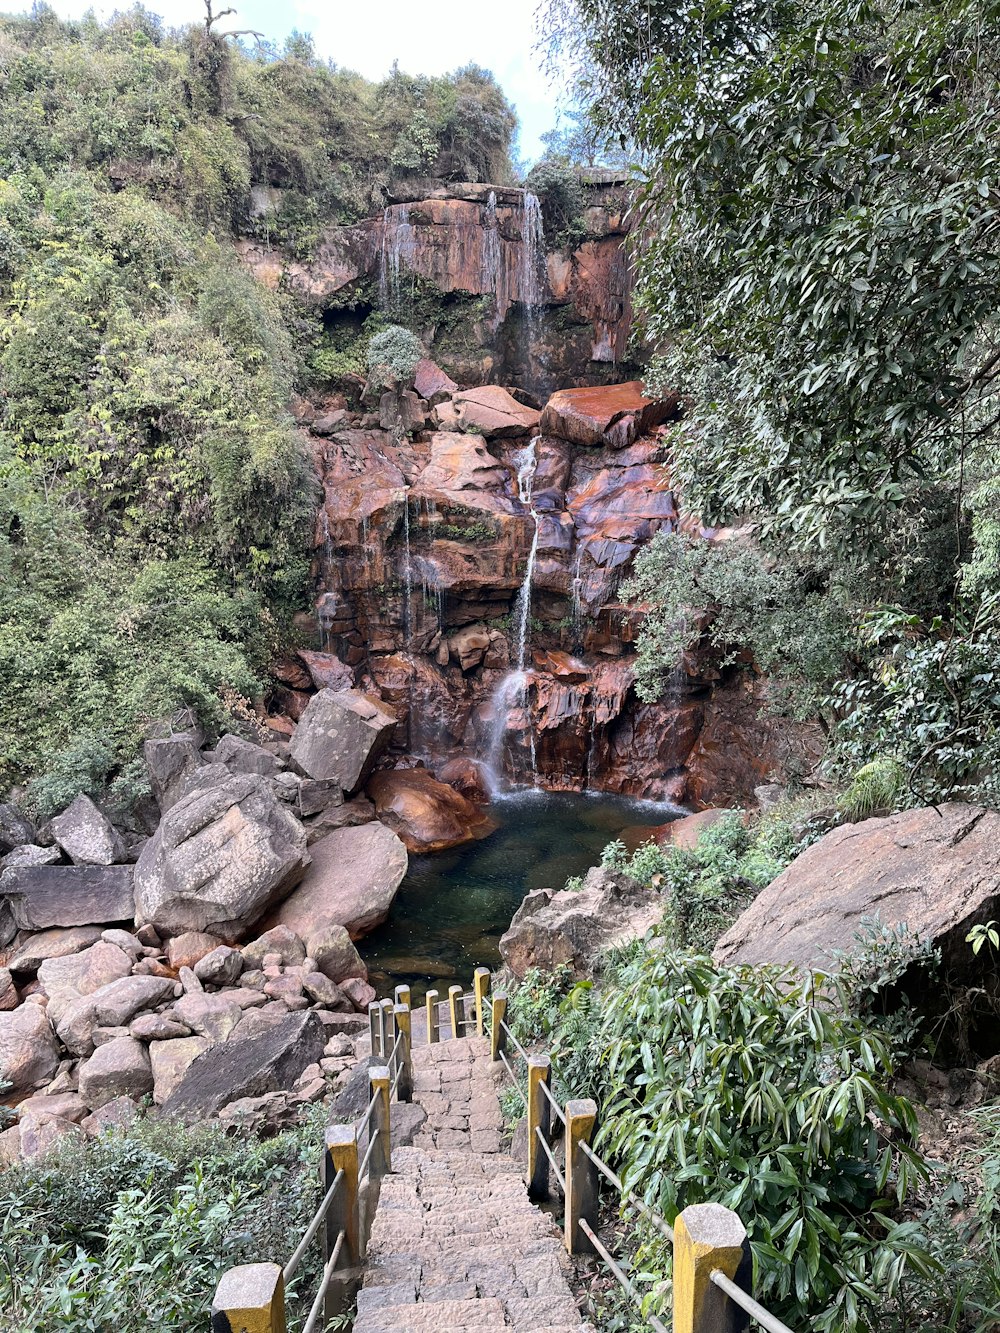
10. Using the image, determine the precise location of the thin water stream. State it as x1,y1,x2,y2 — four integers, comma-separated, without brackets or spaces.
360,791,682,1000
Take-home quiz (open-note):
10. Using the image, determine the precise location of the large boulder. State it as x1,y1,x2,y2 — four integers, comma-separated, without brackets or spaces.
38,941,133,1025
212,734,280,778
267,823,408,941
714,803,1000,976
150,1037,212,1105
539,381,678,449
7,926,104,974
0,804,34,853
0,1004,60,1094
306,924,367,984
78,1036,153,1110
134,772,309,941
288,689,396,791
366,769,497,854
144,734,204,812
435,385,540,439
158,1010,325,1122
297,649,354,692
50,795,126,867
57,975,176,1057
0,864,135,930
499,867,663,979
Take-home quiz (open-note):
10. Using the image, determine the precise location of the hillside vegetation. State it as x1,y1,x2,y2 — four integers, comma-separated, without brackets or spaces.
0,5,517,811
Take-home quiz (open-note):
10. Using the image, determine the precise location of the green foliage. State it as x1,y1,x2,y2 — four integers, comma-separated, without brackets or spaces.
597,948,932,1331
365,324,426,385
838,757,908,821
830,915,940,1062
602,810,809,952
967,921,1000,956
0,1108,329,1331
524,155,586,249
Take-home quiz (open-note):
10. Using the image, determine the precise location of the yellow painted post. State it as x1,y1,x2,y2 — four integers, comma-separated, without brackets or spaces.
324,1124,360,1317
673,1203,751,1333
526,1054,552,1201
426,988,440,1044
473,967,490,1036
379,998,394,1071
448,983,463,1039
394,983,411,1010
368,1065,392,1181
368,1000,381,1060
393,1001,413,1103
211,1263,286,1333
490,992,508,1063
564,1098,598,1255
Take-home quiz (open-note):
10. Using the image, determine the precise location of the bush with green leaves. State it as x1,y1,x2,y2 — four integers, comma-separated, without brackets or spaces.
0,1108,330,1332
600,809,811,953
365,324,426,386
595,947,932,1331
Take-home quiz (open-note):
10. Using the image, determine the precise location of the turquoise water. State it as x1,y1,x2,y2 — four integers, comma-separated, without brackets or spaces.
359,790,681,999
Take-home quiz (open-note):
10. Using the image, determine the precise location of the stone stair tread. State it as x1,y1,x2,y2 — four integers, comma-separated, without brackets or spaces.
356,1033,587,1333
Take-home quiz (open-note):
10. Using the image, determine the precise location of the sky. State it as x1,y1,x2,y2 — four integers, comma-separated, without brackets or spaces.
40,0,564,164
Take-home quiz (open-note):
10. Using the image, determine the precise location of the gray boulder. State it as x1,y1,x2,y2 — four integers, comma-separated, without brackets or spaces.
158,1010,325,1122
50,795,126,866
56,975,177,1057
8,926,105,974
133,772,309,940
193,945,243,987
714,803,1000,977
0,804,34,853
78,1037,153,1110
307,924,368,984
171,992,243,1043
2,844,62,870
289,689,396,792
268,823,407,941
499,867,664,980
144,734,204,812
150,1037,212,1105
213,734,280,778
38,942,133,1025
0,1004,60,1094
0,864,134,930
241,925,306,970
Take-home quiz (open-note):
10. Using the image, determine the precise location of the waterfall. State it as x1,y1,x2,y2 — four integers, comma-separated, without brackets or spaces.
378,203,416,312
519,192,545,385
401,488,413,646
484,437,541,792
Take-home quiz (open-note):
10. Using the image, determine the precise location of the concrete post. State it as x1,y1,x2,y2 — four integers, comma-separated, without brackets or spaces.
673,1203,751,1333
368,1065,392,1181
448,983,463,1040
526,1054,552,1201
211,1262,286,1333
490,993,507,1063
324,1123,360,1319
473,967,490,1037
393,1001,413,1103
426,988,440,1044
564,1098,598,1255
368,1001,381,1060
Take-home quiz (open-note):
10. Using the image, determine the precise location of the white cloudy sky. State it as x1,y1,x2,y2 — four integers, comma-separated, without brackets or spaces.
41,0,564,164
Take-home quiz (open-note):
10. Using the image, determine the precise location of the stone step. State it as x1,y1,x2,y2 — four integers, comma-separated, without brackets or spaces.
352,1295,508,1332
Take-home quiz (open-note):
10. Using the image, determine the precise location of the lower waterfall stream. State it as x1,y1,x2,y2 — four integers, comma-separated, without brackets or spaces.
359,790,683,999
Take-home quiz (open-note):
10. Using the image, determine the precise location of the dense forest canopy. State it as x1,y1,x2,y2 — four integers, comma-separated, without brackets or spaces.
0,4,518,811
545,0,1000,812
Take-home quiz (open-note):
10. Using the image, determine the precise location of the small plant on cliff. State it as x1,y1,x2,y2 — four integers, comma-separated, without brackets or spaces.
365,325,426,387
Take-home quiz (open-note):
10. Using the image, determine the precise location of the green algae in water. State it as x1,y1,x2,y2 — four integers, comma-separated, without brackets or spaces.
360,791,682,999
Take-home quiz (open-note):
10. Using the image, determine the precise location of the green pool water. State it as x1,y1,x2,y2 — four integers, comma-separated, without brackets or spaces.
359,790,682,1000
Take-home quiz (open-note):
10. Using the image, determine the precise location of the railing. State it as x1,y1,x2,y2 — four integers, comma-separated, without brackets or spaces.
209,985,414,1333
487,978,797,1333
209,967,797,1333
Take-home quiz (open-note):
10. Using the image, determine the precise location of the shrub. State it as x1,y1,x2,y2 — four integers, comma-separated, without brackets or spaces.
365,324,426,386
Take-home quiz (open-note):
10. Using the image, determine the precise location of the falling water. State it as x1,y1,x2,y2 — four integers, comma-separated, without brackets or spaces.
519,191,545,386
379,204,416,312
485,438,541,791
401,488,413,645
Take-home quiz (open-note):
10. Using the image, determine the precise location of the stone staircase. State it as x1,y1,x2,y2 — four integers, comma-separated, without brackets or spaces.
352,1033,593,1333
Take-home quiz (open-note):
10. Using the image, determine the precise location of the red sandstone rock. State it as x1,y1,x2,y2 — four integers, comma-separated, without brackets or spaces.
413,358,458,404
436,757,490,804
297,650,355,692
448,386,541,439
540,382,679,449
367,769,497,855
272,657,313,691
662,808,740,849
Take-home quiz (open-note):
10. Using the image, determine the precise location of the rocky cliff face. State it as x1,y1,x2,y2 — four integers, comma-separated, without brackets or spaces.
283,379,817,807
239,173,637,394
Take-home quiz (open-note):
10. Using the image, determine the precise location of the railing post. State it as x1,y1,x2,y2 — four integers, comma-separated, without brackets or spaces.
673,1203,751,1333
393,1001,413,1103
394,983,411,1010
369,1065,392,1181
448,983,463,1039
564,1098,599,1255
490,992,507,1063
379,998,393,1067
368,1000,381,1059
324,1124,360,1317
526,1054,552,1201
473,966,490,1036
426,988,440,1044
211,1262,286,1333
